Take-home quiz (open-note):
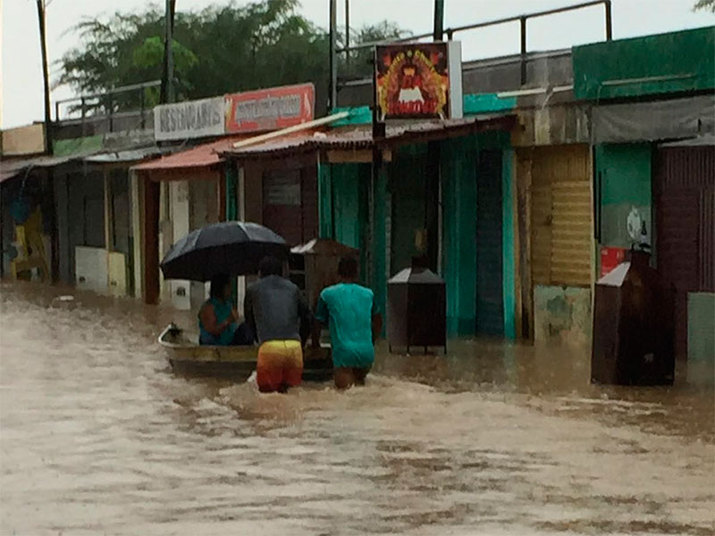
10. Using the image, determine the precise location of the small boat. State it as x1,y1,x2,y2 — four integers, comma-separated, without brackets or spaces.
158,323,333,382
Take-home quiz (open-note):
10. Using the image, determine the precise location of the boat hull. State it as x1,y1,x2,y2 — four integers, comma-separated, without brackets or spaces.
159,324,333,382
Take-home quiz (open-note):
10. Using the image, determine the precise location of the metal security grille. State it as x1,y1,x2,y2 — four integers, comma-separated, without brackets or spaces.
655,145,715,357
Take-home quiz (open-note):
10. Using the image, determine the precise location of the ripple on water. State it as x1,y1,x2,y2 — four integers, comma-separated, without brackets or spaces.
1,283,714,535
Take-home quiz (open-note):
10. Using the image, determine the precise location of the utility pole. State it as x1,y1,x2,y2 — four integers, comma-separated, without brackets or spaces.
328,0,337,113
433,0,445,41
160,0,176,104
344,0,350,71
35,0,52,153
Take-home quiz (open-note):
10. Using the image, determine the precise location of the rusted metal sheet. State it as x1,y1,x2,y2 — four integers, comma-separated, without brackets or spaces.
655,146,715,357
261,167,319,246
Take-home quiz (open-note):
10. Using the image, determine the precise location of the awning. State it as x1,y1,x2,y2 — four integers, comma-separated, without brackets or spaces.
0,153,90,184
131,136,247,172
221,114,516,160
659,134,715,147
591,95,715,144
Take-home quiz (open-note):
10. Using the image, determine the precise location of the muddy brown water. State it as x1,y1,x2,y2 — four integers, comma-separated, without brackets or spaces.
1,282,713,535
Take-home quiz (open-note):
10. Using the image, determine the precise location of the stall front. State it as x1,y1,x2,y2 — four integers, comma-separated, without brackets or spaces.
131,137,242,307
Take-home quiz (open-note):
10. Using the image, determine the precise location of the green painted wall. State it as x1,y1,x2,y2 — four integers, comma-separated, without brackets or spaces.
372,166,388,322
573,26,715,100
502,149,516,340
53,135,103,157
687,292,715,385
331,106,372,126
595,143,652,252
332,164,365,249
318,163,332,238
440,132,516,338
318,162,370,280
226,165,238,221
441,135,478,335
331,92,517,126
463,94,516,115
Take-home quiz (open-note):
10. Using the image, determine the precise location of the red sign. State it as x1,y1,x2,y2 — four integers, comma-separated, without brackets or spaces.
376,43,451,120
225,83,314,133
600,246,626,277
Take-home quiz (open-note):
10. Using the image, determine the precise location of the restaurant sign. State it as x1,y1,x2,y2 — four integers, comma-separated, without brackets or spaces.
154,97,225,142
375,41,462,121
225,83,314,133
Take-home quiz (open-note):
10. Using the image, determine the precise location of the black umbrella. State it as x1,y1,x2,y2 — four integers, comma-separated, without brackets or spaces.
160,221,289,281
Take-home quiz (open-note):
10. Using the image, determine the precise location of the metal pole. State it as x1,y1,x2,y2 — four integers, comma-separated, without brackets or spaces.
519,16,527,86
344,0,350,70
161,0,176,104
166,0,175,103
36,0,52,153
605,0,612,40
329,0,338,112
433,0,445,41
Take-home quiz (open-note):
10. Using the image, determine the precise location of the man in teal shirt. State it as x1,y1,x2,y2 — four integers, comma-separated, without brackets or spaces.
314,257,381,389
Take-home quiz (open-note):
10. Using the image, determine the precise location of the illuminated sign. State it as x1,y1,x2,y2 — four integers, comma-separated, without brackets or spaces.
376,42,462,121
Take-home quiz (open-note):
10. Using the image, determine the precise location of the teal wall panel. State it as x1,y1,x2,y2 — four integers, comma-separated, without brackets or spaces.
318,162,370,280
502,149,516,340
318,162,332,238
463,93,516,115
372,166,388,322
595,143,653,251
225,165,237,221
441,135,478,335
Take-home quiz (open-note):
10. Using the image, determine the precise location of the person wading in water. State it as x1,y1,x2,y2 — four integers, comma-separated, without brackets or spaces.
244,256,312,393
314,256,381,389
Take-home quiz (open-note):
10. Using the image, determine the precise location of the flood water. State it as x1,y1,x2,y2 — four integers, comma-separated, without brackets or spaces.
1,282,713,535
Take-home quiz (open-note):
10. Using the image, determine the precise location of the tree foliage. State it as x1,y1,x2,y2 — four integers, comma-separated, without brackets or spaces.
58,0,409,115
693,0,715,12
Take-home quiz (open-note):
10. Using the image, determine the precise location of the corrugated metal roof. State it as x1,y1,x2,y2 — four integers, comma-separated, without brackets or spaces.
84,146,166,163
0,153,90,183
660,135,715,147
221,115,515,159
131,137,247,172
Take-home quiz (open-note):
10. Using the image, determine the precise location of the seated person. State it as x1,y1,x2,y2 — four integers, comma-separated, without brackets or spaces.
199,274,253,346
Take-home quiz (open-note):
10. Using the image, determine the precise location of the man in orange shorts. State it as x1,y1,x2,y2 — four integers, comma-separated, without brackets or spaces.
244,256,311,393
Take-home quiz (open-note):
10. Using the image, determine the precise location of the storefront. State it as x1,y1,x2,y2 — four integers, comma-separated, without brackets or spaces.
132,138,236,307
654,139,714,364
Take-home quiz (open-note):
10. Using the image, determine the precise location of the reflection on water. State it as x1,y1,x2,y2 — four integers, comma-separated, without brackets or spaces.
1,282,713,535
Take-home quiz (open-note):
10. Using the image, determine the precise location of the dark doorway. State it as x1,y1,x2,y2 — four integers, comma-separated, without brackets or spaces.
143,179,161,305
476,150,504,336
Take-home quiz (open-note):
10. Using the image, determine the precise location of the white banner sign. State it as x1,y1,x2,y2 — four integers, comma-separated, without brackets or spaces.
154,97,225,141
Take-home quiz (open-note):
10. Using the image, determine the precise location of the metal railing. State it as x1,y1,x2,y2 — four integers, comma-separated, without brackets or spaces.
54,80,161,132
331,0,612,101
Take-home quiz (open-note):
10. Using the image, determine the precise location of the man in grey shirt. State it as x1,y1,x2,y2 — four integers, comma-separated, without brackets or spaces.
244,256,311,393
